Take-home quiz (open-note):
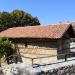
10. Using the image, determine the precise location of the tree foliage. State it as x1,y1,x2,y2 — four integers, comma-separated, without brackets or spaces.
0,38,12,66
0,10,40,31
0,38,12,57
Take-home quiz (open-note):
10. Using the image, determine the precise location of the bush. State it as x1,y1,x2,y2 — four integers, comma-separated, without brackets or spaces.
0,38,12,66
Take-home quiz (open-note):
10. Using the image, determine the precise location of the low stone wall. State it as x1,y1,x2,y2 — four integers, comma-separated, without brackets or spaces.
28,59,75,75
38,65,75,75
1,59,75,75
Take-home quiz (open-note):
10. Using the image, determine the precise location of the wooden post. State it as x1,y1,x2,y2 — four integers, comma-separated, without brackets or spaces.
65,54,67,61
32,59,34,67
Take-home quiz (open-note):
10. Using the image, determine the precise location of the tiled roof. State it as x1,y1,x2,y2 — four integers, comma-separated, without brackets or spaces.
0,23,71,39
71,22,75,27
71,22,75,30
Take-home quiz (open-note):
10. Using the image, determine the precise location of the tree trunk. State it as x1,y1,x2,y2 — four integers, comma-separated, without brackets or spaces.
0,54,1,67
0,58,1,67
0,55,1,67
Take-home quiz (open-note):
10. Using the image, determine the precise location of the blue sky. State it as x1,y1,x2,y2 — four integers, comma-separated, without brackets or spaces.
0,0,75,25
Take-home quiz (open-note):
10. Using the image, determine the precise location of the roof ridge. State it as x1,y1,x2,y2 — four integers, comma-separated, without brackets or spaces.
60,24,71,38
7,23,70,29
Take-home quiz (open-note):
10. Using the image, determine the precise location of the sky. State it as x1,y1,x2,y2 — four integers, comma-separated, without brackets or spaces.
0,0,75,25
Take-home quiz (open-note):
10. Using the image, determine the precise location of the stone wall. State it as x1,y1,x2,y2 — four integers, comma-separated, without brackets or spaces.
15,39,58,64
12,38,71,64
1,62,75,75
17,40,58,55
57,39,70,59
38,65,75,75
57,30,71,59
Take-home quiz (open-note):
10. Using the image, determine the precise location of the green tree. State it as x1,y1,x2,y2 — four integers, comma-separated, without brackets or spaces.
11,10,25,27
0,12,12,28
0,38,12,66
0,10,40,31
32,17,40,25
11,10,40,26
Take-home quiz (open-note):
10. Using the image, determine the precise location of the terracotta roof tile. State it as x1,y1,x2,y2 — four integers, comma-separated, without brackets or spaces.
71,22,75,29
0,23,71,39
71,22,75,26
